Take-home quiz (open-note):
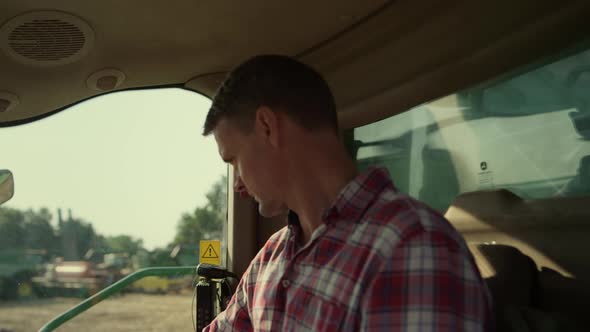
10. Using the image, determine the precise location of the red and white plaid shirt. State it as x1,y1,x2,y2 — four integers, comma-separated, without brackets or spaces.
205,167,493,331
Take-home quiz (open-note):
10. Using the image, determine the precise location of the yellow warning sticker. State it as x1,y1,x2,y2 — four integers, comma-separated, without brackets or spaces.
199,240,221,266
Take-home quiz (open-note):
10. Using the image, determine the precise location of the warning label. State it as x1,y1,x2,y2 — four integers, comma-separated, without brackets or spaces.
200,240,221,266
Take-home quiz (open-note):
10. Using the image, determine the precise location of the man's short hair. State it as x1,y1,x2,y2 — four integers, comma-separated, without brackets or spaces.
202,55,338,136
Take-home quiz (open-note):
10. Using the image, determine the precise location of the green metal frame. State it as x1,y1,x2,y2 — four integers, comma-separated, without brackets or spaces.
38,266,197,332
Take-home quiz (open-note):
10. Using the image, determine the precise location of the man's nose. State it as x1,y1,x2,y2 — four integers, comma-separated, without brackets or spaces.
234,175,248,196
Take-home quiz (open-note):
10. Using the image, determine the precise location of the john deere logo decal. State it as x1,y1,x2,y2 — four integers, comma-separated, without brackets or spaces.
480,161,488,171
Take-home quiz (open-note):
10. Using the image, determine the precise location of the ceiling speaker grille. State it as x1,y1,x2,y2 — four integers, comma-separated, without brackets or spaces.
9,20,85,61
1,11,94,66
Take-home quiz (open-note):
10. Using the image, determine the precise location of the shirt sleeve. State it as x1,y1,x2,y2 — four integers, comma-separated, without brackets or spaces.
202,268,253,332
360,230,493,331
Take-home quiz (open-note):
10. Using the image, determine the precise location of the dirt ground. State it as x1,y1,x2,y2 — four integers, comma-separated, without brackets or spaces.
0,293,198,332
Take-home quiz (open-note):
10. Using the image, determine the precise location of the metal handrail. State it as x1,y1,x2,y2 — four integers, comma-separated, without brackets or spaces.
38,266,197,332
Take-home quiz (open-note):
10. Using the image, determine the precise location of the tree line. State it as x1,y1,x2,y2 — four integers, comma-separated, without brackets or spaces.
0,175,227,265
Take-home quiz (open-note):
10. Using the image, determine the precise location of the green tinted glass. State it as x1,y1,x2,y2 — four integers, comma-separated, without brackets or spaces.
354,47,590,211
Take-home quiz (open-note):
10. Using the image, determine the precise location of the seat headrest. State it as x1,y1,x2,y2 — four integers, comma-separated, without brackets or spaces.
473,244,537,307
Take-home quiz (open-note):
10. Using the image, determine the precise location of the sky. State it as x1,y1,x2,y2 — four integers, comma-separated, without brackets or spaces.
0,88,227,250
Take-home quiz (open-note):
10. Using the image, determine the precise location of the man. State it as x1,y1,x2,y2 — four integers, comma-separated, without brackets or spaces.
202,55,493,331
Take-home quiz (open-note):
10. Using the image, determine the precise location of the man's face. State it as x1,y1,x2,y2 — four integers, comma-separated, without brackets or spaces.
213,116,287,217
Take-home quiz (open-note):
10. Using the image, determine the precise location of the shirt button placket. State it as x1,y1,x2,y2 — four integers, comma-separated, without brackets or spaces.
281,228,295,290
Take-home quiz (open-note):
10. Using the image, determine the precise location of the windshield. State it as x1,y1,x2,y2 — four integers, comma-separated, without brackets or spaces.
353,46,590,211
0,88,227,331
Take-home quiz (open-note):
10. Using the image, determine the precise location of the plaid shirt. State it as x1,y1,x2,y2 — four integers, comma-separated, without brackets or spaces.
204,167,493,331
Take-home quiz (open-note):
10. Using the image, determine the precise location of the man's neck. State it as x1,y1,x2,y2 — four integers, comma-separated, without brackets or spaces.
285,144,358,245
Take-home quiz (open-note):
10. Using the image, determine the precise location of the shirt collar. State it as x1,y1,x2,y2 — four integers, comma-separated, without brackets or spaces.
288,167,394,227
325,167,393,223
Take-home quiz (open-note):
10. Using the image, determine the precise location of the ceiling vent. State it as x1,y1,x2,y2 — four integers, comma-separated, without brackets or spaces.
0,11,95,66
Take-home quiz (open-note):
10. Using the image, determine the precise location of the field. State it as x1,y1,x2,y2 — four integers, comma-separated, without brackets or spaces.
0,293,197,332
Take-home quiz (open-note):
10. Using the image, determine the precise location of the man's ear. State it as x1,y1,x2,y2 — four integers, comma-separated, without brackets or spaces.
255,106,280,148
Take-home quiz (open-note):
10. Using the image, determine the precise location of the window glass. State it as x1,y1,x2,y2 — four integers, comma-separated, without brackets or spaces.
354,47,590,211
0,88,227,331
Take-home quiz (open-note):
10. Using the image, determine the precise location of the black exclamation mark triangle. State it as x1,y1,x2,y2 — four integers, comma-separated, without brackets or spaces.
202,244,219,258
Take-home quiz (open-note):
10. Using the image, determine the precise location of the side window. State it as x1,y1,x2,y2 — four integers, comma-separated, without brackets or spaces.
0,88,227,330
354,47,590,211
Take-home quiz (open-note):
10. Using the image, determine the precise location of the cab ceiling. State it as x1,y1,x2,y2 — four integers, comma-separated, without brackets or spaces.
1,0,590,128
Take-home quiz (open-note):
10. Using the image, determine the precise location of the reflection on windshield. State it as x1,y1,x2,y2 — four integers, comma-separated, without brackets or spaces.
354,48,590,211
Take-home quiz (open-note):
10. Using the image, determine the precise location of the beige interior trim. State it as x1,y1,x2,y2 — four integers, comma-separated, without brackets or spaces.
0,1,388,124
332,0,590,129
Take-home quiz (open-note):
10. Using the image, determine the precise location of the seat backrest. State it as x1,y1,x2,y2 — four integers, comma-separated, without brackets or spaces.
445,189,590,328
469,243,539,331
470,244,537,308
445,189,590,282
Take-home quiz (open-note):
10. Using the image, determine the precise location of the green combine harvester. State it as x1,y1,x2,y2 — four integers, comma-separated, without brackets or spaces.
0,249,44,300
